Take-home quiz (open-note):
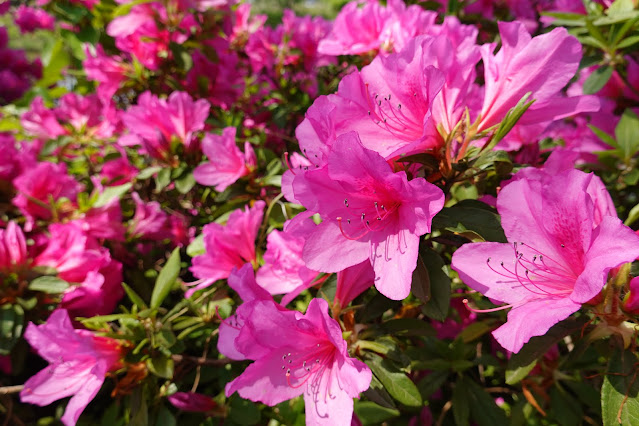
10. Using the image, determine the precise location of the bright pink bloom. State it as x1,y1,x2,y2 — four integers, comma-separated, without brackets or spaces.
0,27,42,103
193,128,256,192
12,162,83,228
623,277,639,314
334,260,375,308
20,310,123,426
187,201,265,297
256,228,319,295
290,132,444,300
128,193,172,241
34,222,111,283
21,97,67,139
122,91,210,162
60,261,124,317
218,263,276,360
55,93,119,139
167,392,217,412
84,45,130,104
477,21,599,131
451,169,639,353
298,36,446,160
100,154,138,186
318,0,436,56
0,221,28,273
0,134,36,181
15,5,54,33
225,298,371,426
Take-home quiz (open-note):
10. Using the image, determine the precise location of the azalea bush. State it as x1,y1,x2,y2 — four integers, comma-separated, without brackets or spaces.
1,0,639,425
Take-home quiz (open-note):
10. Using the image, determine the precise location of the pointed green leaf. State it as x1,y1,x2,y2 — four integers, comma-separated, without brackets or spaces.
151,248,181,309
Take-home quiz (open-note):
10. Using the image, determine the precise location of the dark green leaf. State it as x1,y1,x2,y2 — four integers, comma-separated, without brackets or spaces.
550,387,583,426
137,166,163,180
122,283,148,309
432,199,507,243
463,376,509,426
146,356,174,379
155,405,176,426
155,168,172,192
615,109,639,161
365,353,422,408
420,247,451,321
601,349,639,425
363,374,397,409
418,370,449,399
583,65,613,94
453,378,471,426
505,360,537,385
353,401,400,425
28,276,70,293
151,248,181,309
175,172,196,194
411,255,431,303
229,396,261,425
0,304,24,355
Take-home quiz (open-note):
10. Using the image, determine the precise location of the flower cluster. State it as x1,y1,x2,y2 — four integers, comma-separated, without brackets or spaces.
1,0,639,425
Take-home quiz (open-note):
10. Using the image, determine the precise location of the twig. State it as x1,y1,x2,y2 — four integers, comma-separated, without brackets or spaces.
171,354,234,367
0,386,23,396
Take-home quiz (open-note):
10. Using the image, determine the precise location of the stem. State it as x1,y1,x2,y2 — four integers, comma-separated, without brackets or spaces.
0,385,23,396
171,354,234,367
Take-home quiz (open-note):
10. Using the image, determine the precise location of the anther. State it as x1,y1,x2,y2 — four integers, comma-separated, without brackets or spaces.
344,199,349,207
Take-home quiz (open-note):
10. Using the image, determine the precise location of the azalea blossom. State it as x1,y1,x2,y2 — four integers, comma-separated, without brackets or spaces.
187,201,265,297
0,221,28,273
225,298,371,426
20,310,123,426
289,131,444,300
193,127,256,192
451,169,639,352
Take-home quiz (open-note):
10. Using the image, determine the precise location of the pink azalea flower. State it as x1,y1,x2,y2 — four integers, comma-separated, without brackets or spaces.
14,5,54,34
167,392,217,412
20,310,123,426
83,45,130,104
122,91,210,163
0,221,28,273
12,162,83,229
100,153,138,186
55,93,119,139
451,169,639,353
60,260,124,317
334,260,375,309
21,97,67,139
218,263,277,360
297,36,446,160
256,228,319,295
193,127,256,192
34,222,111,283
623,277,639,314
225,298,371,426
477,21,599,131
290,132,445,300
187,201,265,297
0,134,36,181
128,192,172,241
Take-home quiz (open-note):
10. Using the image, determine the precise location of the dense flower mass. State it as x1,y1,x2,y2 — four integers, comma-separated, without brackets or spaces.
1,0,639,425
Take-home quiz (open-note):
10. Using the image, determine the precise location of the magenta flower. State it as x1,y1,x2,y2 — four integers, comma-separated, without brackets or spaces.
623,276,639,314
225,298,371,426
193,127,256,192
83,45,129,104
290,132,444,300
20,310,123,426
15,5,54,34
34,222,111,283
21,97,67,139
334,260,375,309
122,91,210,162
60,260,124,318
12,162,83,229
256,228,319,296
0,221,28,274
128,192,172,241
451,169,639,353
167,392,217,413
187,201,265,297
477,21,599,131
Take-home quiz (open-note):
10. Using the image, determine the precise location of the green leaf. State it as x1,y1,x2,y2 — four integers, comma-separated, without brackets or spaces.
624,202,639,226
432,199,507,243
607,0,635,15
229,396,261,425
155,168,172,192
452,378,471,426
411,254,430,303
418,370,449,399
589,124,619,148
174,172,195,194
489,93,535,149
353,401,400,425
150,248,181,309
155,405,177,426
37,39,71,88
0,304,24,355
146,356,174,379
137,166,162,180
509,317,588,369
601,349,639,426
615,109,639,161
169,42,194,72
363,374,397,409
419,247,451,321
93,183,132,208
463,376,509,426
365,353,422,408
583,65,613,94
112,0,154,16
506,360,537,385
617,34,639,49
28,276,70,293
186,233,205,257
550,387,583,426
122,283,148,309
